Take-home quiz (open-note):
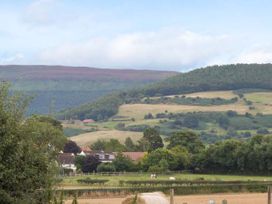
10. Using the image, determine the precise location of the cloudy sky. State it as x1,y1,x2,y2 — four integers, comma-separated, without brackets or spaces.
1,0,272,71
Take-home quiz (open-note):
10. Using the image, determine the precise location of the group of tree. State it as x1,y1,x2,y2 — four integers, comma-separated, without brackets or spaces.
90,128,164,152
58,64,272,121
65,127,272,175
0,83,67,203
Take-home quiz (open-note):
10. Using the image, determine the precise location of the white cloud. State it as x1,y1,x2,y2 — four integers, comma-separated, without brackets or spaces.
38,28,238,70
0,53,24,64
234,46,272,64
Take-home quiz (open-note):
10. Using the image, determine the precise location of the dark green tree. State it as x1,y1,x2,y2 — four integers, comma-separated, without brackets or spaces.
143,128,164,152
81,155,100,173
63,140,81,154
112,153,136,171
125,137,136,151
167,131,204,154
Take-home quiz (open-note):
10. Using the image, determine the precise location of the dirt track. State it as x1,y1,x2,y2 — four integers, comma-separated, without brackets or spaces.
65,193,267,204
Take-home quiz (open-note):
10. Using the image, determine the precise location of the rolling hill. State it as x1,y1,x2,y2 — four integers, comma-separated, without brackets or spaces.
59,64,272,121
0,65,177,114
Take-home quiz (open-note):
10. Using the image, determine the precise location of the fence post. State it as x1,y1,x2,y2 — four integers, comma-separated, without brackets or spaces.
268,186,271,204
170,189,174,204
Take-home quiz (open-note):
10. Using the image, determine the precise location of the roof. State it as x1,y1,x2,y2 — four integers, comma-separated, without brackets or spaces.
58,153,75,164
82,119,95,123
122,152,145,161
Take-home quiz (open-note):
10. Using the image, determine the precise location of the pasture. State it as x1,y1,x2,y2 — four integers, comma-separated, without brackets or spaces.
117,103,249,120
60,173,272,187
70,130,142,146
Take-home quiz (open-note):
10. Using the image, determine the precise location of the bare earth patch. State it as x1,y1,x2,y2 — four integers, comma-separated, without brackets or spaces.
65,193,267,204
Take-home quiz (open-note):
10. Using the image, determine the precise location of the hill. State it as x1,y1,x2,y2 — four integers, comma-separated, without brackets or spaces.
0,65,177,114
59,64,272,120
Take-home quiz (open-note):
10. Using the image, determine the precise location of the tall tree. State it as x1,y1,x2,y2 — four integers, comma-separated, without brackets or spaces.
0,83,66,203
167,131,204,154
143,128,164,152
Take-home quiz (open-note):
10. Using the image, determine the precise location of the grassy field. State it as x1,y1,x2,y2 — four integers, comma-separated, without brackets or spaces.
60,173,272,187
117,103,249,120
244,92,272,105
148,91,237,100
70,130,142,146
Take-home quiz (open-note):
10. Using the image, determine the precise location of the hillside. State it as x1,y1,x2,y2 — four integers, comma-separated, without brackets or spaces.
0,65,177,114
59,64,272,120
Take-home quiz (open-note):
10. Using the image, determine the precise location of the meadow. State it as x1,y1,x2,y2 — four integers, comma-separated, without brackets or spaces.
60,173,272,187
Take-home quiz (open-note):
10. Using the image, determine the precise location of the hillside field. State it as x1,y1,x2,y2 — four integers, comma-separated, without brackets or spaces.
117,103,249,120
70,130,142,146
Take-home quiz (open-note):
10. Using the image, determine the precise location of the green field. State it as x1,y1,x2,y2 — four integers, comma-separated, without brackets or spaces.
60,173,272,188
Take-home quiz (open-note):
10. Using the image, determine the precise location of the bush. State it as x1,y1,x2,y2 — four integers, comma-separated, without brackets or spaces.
97,163,116,172
77,178,109,185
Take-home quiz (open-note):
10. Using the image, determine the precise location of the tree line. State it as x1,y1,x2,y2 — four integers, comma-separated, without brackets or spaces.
64,128,272,175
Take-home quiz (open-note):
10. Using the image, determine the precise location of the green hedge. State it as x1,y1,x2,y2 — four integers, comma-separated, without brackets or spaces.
77,178,109,185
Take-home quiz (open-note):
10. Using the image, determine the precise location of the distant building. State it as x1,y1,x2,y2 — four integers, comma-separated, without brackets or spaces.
82,119,95,124
91,151,115,163
58,153,77,173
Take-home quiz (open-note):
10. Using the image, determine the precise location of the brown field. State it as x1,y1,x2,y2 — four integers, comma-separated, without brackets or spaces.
65,193,267,204
117,103,249,120
70,130,142,146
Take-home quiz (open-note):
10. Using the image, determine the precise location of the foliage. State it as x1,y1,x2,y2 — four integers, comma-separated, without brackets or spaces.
91,139,126,152
143,128,164,152
112,153,136,172
142,148,179,171
0,83,66,203
125,137,137,151
59,64,272,120
166,131,204,154
77,178,109,185
97,163,116,172
63,140,81,154
81,155,100,173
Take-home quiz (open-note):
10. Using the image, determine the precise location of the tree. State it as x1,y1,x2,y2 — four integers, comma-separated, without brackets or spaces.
143,128,164,152
141,148,178,171
81,155,100,173
169,146,190,170
167,131,204,154
63,140,81,154
112,153,135,172
75,155,85,171
91,139,126,152
97,163,116,172
125,137,136,151
0,83,66,203
91,139,105,151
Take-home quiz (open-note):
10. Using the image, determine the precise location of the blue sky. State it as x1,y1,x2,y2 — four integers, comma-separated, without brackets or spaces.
1,0,272,71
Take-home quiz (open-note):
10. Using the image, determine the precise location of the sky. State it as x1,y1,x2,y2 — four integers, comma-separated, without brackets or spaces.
1,0,272,71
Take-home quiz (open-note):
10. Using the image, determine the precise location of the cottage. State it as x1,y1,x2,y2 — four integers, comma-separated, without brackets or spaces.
91,151,115,163
58,153,77,173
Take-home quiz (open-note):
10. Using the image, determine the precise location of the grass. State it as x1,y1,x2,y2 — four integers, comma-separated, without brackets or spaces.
244,92,272,105
60,173,272,187
70,130,142,146
117,103,249,120
148,91,237,100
